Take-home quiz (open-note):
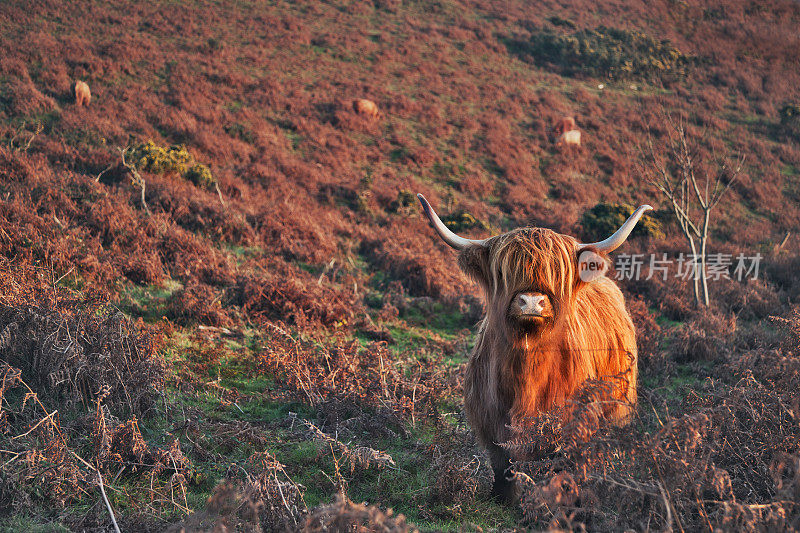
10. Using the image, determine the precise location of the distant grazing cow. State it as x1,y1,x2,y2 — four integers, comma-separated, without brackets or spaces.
74,81,91,107
557,129,581,147
417,194,651,502
353,98,379,118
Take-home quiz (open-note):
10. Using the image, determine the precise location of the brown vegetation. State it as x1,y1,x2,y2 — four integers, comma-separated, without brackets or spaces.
1,0,800,529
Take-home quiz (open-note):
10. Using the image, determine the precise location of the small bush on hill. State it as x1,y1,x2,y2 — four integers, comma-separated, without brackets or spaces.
129,140,194,175
303,494,416,532
388,189,417,214
0,281,175,514
231,272,359,329
441,210,490,232
509,26,689,80
128,140,218,190
0,303,164,417
184,163,215,189
780,102,800,138
580,202,664,241
547,15,576,30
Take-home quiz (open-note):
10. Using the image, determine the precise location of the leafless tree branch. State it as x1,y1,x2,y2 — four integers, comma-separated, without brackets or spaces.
639,107,744,307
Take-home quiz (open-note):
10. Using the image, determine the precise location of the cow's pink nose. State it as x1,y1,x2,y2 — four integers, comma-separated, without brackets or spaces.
517,293,547,316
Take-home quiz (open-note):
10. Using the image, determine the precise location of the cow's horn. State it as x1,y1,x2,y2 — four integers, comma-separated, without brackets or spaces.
579,205,653,253
417,194,488,250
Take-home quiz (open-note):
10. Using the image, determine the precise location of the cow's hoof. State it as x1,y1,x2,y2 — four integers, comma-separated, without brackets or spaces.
490,474,518,504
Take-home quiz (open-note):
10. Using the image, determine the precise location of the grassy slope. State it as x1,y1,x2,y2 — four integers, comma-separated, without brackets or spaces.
2,0,800,530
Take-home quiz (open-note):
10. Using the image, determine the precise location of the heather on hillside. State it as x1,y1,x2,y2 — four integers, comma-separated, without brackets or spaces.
1,0,800,530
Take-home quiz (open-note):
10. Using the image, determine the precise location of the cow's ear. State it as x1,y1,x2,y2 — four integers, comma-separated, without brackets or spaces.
576,247,609,288
458,244,491,290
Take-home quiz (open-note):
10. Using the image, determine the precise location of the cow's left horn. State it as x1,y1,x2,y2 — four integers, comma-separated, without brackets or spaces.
417,194,488,250
579,205,653,254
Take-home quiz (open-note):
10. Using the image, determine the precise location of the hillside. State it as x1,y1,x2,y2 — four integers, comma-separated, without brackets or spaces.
1,0,800,530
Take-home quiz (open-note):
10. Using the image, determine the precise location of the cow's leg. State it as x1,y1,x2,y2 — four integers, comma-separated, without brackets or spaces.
488,444,515,503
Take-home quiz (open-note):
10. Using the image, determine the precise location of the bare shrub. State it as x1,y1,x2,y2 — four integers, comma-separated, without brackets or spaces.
672,309,736,362
255,324,454,421
506,334,800,531
0,303,164,417
168,453,307,533
232,272,359,328
302,494,416,533
303,420,396,474
167,282,233,328
429,452,484,506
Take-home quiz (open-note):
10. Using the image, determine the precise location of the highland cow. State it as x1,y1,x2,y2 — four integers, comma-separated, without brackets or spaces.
74,80,91,107
553,116,580,146
353,98,379,118
417,194,651,501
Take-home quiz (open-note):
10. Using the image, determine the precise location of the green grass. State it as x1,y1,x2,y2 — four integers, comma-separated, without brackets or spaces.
222,243,267,265
114,278,183,322
389,147,411,162
400,301,468,336
355,304,471,362
138,319,515,530
142,339,511,530
781,164,799,176
655,314,683,329
640,360,710,403
0,516,71,533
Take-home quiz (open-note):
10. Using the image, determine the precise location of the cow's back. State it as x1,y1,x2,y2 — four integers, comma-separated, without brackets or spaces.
558,129,581,146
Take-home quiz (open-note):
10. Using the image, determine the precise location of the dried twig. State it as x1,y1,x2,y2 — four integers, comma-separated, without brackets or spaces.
214,182,226,207
95,163,114,182
11,409,58,440
119,146,150,215
97,471,122,533
7,121,43,152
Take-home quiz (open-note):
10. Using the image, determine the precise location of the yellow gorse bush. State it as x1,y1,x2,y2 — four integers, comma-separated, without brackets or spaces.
128,141,216,190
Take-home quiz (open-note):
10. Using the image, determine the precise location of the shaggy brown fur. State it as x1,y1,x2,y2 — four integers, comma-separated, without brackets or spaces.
353,98,379,118
553,116,577,137
457,228,637,501
74,80,91,106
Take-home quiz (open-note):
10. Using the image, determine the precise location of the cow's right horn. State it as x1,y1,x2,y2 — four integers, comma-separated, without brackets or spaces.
579,204,653,254
417,194,488,250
